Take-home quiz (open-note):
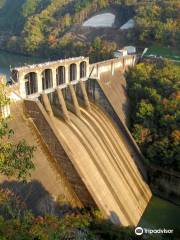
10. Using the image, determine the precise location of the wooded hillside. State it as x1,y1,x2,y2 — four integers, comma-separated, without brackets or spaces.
0,0,179,60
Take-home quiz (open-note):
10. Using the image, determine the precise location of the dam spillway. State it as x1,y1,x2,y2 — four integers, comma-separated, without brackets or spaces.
24,80,151,226
52,101,151,226
9,55,152,226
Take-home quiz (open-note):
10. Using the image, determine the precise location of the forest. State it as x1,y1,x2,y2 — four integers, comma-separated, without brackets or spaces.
135,1,179,48
127,61,180,172
0,0,179,60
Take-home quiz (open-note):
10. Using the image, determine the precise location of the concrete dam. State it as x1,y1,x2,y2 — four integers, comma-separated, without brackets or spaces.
3,55,152,226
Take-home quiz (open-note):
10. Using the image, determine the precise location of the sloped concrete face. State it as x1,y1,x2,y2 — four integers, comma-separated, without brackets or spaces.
51,102,152,226
87,71,147,181
24,89,151,226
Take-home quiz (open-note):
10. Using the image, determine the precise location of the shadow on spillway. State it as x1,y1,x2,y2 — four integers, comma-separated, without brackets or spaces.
52,102,152,226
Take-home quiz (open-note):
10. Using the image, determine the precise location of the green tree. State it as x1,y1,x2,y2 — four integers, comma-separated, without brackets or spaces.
127,61,180,171
135,1,180,47
0,83,35,181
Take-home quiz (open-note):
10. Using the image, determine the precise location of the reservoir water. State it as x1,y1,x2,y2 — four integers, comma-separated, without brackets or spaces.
0,50,44,81
0,49,180,236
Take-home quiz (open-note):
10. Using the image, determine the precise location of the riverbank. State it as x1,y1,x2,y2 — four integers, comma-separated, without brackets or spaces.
148,165,180,206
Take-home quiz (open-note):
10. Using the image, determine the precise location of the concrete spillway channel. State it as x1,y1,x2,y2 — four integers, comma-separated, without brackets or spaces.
38,91,152,226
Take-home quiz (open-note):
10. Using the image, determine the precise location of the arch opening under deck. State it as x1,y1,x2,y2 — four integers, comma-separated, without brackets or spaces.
25,72,38,95
80,61,87,79
57,66,66,85
42,69,53,90
70,64,77,82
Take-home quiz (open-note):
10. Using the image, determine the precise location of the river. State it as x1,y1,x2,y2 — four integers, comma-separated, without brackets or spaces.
140,197,180,236
0,49,180,238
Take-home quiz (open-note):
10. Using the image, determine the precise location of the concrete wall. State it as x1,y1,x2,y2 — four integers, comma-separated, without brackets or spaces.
12,55,136,99
0,104,10,119
24,99,96,208
90,55,136,79
148,166,180,205
85,78,147,181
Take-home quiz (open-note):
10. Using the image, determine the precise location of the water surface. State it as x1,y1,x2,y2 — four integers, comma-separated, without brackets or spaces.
140,196,180,229
0,50,44,81
139,196,180,239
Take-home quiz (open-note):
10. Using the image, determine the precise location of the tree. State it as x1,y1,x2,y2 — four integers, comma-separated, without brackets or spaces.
0,83,35,181
22,0,42,17
127,61,180,171
136,100,154,123
135,1,180,47
22,16,45,54
89,37,117,62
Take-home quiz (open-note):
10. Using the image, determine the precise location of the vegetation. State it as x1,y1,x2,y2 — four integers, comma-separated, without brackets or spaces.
0,189,180,239
135,1,180,50
0,0,179,61
0,0,114,57
0,0,135,60
127,60,180,172
0,83,35,181
0,189,155,240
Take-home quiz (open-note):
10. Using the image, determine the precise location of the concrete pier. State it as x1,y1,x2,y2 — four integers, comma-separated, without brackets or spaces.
79,80,91,111
56,88,70,122
69,84,81,117
41,93,54,118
